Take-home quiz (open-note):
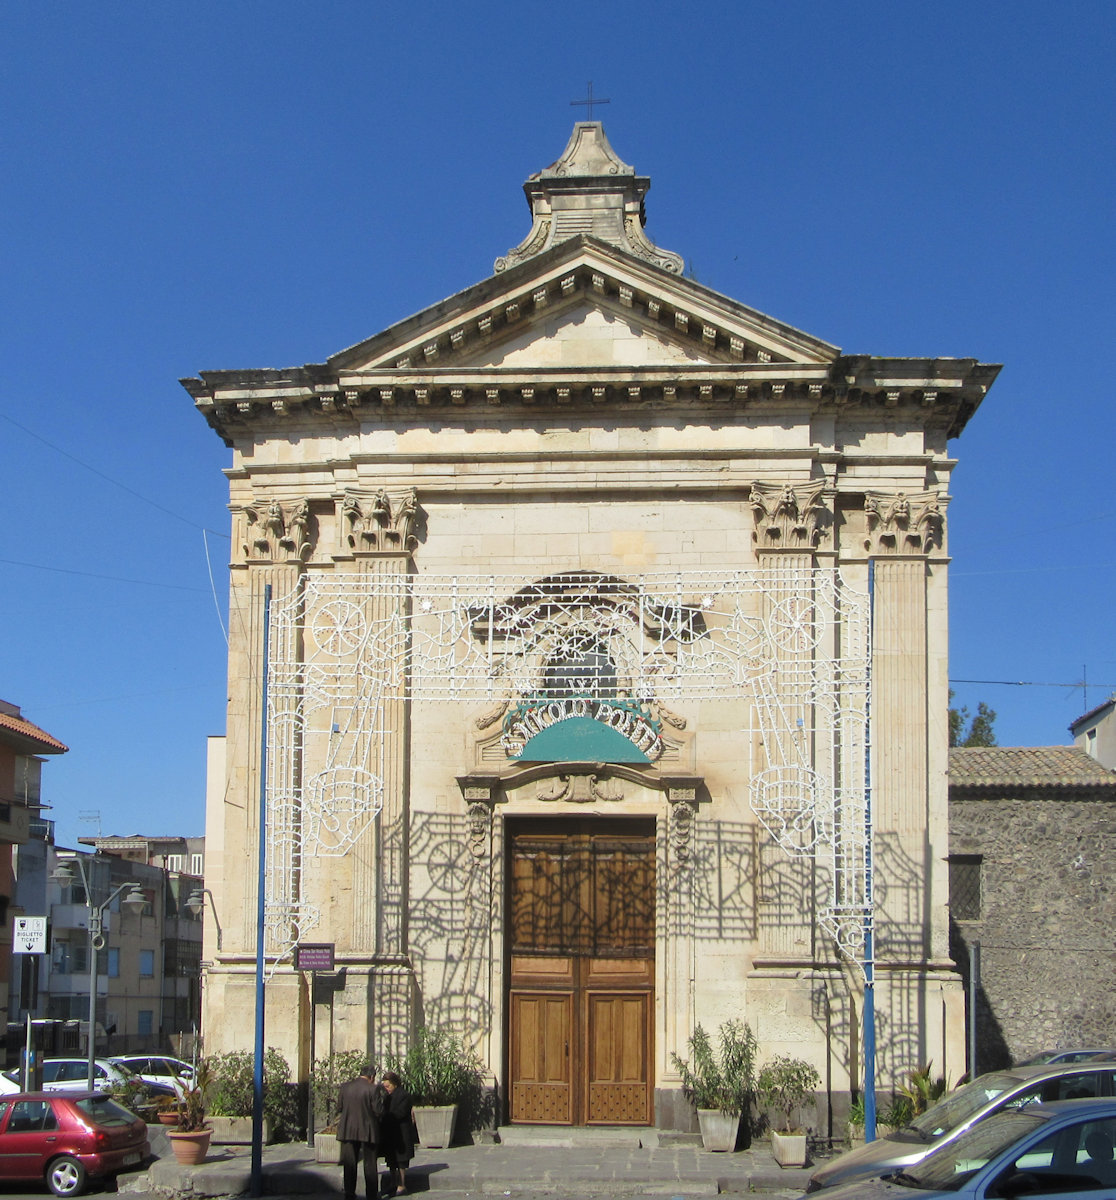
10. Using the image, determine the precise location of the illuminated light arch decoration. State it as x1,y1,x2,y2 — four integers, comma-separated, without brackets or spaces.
261,566,870,972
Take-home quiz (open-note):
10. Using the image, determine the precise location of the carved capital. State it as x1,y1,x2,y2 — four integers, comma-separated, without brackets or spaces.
864,490,944,555
749,481,830,551
241,497,314,562
340,488,422,555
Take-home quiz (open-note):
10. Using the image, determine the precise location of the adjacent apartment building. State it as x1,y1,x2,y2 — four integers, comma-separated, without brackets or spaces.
0,701,67,1041
9,827,204,1059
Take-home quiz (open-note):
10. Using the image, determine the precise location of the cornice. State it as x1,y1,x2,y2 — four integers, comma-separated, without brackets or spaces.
188,363,993,447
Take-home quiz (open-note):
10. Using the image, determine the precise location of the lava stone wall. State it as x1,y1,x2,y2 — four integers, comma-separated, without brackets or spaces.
950,795,1116,1070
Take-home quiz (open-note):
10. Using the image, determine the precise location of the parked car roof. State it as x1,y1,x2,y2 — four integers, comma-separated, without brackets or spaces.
808,1061,1116,1191
814,1099,1116,1200
1016,1049,1116,1066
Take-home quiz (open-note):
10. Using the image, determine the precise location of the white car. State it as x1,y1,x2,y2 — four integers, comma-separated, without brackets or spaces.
109,1055,194,1097
2,1057,140,1094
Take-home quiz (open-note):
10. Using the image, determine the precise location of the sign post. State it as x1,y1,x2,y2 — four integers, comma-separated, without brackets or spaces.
12,917,46,956
13,918,47,1090
295,944,335,1145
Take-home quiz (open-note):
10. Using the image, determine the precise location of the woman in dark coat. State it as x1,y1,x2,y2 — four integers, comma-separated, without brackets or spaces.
378,1071,416,1195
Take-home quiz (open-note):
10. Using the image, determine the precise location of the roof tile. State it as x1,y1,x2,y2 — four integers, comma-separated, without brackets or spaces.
0,711,68,754
949,746,1116,790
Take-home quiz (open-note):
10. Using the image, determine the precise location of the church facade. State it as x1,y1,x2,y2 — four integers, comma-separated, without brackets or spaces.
184,124,999,1129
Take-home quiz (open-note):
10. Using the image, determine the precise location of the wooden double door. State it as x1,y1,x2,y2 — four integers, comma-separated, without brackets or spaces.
507,818,655,1125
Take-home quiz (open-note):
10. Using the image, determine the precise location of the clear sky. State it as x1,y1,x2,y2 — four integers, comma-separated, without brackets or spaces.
3,2,1113,850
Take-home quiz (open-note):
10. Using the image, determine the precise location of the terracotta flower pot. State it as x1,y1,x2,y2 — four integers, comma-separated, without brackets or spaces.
167,1128,212,1165
157,1111,179,1126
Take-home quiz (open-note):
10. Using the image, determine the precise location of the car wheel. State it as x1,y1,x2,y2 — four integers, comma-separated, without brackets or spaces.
47,1155,87,1197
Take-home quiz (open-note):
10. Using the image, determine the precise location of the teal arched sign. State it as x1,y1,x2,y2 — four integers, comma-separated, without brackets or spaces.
519,716,651,763
502,697,662,763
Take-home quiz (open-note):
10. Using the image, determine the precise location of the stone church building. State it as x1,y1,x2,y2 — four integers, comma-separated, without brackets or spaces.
184,124,999,1129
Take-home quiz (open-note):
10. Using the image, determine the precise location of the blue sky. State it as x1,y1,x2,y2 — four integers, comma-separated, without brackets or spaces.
3,2,1113,850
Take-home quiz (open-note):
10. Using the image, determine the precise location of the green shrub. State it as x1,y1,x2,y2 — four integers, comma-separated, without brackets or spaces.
757,1055,821,1133
670,1020,758,1114
390,1026,483,1108
205,1047,297,1139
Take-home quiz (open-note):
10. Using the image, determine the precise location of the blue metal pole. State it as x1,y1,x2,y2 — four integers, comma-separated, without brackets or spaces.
864,560,877,1142
251,584,272,1196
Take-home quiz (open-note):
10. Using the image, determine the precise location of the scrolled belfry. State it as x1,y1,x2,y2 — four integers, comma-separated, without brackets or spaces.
184,121,999,1132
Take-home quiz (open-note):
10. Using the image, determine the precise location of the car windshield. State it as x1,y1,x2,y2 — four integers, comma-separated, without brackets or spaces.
893,1111,1047,1191
74,1096,136,1127
907,1073,1020,1138
113,1062,136,1078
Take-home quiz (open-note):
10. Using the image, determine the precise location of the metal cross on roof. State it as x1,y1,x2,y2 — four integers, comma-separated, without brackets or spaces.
570,81,610,120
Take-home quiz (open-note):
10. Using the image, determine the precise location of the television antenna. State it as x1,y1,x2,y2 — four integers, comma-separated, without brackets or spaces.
78,810,102,836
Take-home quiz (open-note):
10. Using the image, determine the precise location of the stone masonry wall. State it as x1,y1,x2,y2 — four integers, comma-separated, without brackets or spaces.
950,796,1116,1068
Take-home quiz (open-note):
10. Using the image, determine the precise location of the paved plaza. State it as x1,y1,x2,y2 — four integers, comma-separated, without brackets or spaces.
127,1125,817,1198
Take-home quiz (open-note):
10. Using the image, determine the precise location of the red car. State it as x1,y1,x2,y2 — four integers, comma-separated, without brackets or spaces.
0,1091,149,1196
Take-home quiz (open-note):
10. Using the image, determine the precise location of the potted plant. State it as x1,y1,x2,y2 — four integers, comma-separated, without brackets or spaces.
156,1094,181,1126
165,1062,212,1165
392,1026,483,1149
757,1055,821,1168
670,1020,757,1151
846,1094,866,1146
898,1062,947,1116
205,1047,295,1144
309,1049,366,1163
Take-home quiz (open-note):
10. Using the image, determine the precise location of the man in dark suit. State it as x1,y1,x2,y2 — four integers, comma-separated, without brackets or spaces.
336,1063,384,1200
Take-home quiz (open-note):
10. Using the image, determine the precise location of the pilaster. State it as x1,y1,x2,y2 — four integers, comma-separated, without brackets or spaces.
871,553,931,962
749,480,833,962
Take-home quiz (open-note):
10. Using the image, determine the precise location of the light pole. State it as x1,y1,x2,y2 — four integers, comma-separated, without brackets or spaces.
50,858,146,1091
185,888,222,951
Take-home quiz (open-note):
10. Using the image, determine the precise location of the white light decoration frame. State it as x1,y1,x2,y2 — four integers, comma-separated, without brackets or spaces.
262,566,872,971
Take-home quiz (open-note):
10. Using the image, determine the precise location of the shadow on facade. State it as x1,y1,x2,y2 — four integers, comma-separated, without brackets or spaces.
949,917,1012,1074
372,808,942,1112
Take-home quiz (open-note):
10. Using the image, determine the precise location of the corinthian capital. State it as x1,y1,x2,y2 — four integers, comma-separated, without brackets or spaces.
750,481,829,551
240,497,314,562
863,490,945,555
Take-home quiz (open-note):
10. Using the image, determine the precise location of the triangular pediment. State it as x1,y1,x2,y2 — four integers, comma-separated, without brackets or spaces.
328,237,840,377
454,299,720,369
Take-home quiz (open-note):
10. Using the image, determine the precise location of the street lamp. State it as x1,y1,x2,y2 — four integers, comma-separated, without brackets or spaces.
50,859,146,1091
185,888,222,951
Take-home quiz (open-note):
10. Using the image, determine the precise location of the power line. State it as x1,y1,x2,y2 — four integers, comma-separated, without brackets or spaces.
0,557,209,592
950,678,1116,689
0,409,229,538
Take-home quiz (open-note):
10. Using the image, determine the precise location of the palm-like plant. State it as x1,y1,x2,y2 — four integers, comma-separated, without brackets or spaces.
898,1062,948,1116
